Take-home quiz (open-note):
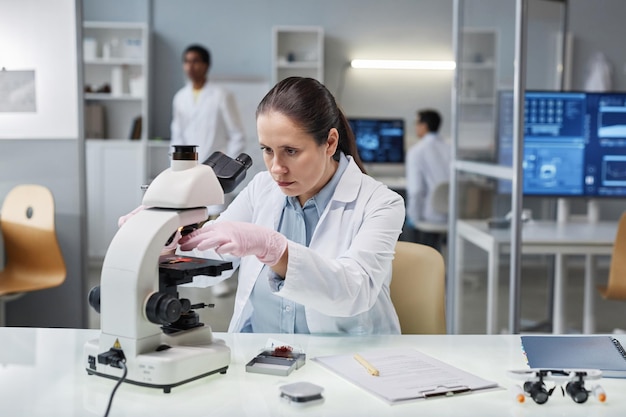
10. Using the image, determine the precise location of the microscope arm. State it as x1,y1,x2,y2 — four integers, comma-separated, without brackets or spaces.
99,208,208,343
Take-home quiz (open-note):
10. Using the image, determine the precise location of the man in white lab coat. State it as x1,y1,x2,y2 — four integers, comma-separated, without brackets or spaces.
405,109,450,252
171,44,245,165
170,44,246,296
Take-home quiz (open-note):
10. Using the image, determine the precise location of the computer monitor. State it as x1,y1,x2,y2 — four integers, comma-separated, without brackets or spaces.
496,90,626,197
584,93,626,197
348,118,405,164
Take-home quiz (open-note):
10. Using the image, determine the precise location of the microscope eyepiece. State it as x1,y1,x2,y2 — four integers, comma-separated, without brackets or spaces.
172,145,198,161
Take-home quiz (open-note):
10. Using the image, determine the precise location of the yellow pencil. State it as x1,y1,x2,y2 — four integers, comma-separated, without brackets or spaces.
354,353,380,376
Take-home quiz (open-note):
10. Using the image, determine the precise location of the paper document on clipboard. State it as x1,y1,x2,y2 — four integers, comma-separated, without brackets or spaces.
313,348,498,404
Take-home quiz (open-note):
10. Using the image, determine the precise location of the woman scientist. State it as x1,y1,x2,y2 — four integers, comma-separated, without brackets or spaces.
124,77,405,334
178,77,405,335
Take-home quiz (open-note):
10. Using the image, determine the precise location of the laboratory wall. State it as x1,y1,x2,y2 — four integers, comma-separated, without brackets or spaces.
83,0,455,145
81,0,626,223
0,142,86,327
569,0,626,91
0,0,87,327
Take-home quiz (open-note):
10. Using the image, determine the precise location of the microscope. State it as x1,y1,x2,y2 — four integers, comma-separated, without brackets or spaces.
84,145,251,393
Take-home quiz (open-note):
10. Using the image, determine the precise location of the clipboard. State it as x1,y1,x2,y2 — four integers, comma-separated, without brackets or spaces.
313,348,498,404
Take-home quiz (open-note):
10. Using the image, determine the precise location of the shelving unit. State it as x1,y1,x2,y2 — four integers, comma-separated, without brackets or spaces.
82,21,149,140
272,26,324,85
82,21,150,259
458,28,497,153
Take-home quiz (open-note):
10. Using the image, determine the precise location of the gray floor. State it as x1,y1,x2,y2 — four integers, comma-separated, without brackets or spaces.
87,255,626,334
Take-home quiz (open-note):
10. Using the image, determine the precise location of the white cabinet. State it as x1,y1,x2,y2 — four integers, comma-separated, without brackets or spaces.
82,21,150,260
272,26,324,85
86,141,145,259
458,29,497,153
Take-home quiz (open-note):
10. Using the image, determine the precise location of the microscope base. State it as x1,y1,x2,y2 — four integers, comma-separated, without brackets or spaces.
84,337,231,394
86,364,228,394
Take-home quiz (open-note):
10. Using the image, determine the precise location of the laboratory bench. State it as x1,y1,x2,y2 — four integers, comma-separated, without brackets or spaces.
0,328,625,416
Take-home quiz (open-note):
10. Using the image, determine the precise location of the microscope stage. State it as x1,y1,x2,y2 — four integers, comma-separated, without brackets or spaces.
159,255,233,280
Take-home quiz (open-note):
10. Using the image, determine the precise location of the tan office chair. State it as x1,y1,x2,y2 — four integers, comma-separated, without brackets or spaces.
597,212,626,300
0,185,66,326
390,241,446,334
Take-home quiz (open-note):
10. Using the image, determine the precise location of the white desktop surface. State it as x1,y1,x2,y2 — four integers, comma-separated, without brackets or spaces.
455,220,617,334
1,328,625,416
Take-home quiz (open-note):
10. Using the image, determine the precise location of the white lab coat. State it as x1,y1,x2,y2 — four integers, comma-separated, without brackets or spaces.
405,133,451,225
187,157,404,335
170,82,246,163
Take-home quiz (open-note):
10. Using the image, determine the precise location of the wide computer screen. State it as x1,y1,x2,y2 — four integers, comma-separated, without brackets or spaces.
497,90,626,197
348,118,405,164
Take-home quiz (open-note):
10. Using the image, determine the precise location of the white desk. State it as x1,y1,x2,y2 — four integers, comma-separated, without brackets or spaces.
1,328,625,416
455,220,616,334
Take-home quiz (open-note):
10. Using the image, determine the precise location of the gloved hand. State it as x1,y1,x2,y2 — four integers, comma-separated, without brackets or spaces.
118,205,148,227
179,221,288,266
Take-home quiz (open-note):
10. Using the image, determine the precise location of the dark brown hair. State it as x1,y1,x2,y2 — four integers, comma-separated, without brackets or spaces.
417,109,441,133
256,77,366,173
183,44,211,67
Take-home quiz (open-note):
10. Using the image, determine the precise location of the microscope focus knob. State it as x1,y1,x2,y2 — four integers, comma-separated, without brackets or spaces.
146,293,183,325
88,286,101,314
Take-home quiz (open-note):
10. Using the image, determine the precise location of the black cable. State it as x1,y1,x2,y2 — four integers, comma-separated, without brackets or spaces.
103,361,128,417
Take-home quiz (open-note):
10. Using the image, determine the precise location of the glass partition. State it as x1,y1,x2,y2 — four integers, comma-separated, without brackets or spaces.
450,0,568,334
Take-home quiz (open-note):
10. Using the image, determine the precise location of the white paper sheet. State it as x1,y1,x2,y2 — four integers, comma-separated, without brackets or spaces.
313,348,498,404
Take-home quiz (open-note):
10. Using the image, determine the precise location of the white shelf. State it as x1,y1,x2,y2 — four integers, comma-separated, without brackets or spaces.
83,21,146,30
84,58,144,66
85,138,141,146
85,93,143,101
458,29,498,153
454,160,514,180
147,141,172,148
459,97,496,105
277,61,321,69
82,20,149,140
459,62,496,70
272,26,324,84
83,20,150,260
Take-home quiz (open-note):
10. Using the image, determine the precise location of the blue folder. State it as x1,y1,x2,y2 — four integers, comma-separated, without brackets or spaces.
521,336,626,378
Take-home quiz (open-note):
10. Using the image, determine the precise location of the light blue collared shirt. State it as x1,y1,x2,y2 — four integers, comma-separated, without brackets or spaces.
244,153,350,333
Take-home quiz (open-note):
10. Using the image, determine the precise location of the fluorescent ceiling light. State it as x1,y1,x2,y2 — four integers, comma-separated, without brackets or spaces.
350,59,456,70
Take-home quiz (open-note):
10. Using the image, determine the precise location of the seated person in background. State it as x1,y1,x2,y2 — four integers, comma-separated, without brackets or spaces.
176,77,405,334
405,109,451,252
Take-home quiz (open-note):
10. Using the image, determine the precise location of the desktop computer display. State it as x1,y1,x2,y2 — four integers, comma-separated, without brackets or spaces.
348,118,405,164
585,93,626,197
497,91,626,197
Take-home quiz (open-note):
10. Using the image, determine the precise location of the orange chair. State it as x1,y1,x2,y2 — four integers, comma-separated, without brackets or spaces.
598,212,626,300
390,241,446,334
0,185,66,325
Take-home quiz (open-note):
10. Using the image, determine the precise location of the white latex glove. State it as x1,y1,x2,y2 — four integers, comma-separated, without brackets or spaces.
118,205,147,227
179,221,288,266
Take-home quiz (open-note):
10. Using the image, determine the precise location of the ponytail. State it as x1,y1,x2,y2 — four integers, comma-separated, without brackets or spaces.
335,110,366,173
